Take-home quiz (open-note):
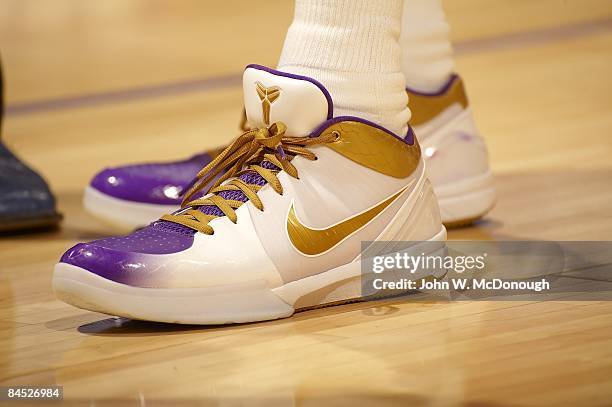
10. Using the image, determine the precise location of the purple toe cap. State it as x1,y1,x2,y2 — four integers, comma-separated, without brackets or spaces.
90,153,214,205
59,222,195,287
60,243,148,286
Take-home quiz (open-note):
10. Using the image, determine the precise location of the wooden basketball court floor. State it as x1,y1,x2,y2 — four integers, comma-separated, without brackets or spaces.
1,1,612,405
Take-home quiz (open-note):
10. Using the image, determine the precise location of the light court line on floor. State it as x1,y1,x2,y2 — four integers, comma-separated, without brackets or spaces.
454,17,612,54
6,73,242,117
6,17,612,118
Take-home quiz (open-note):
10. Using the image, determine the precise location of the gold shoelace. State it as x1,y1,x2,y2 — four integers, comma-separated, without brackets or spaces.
161,122,338,234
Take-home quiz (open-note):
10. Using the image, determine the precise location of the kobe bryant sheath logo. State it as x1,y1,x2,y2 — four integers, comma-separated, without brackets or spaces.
256,82,281,125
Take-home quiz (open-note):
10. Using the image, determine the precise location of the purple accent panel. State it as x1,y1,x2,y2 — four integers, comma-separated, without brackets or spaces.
90,152,213,205
218,189,249,201
309,116,414,145
197,166,271,216
154,220,196,236
406,74,459,97
404,126,415,145
157,158,281,231
260,160,279,170
246,64,334,119
91,222,194,254
240,170,267,186
195,158,280,218
199,205,225,216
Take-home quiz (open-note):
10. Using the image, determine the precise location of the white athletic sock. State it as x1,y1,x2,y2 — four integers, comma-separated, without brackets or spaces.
278,0,410,136
400,0,455,93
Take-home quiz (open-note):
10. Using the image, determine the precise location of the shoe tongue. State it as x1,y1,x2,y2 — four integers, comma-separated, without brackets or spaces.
243,65,333,136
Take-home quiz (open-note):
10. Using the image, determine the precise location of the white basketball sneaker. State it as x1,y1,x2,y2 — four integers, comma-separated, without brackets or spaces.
407,75,495,227
53,65,446,324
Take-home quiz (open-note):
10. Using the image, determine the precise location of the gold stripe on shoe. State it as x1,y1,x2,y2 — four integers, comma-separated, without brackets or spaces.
407,75,468,127
320,120,421,179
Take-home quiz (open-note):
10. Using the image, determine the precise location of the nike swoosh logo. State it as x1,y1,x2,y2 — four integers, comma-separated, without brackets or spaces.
287,187,407,256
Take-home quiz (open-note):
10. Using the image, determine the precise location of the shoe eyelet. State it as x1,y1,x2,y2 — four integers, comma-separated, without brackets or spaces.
331,130,341,142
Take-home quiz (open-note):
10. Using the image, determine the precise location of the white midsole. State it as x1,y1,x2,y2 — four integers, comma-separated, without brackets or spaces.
84,186,177,230
53,227,446,324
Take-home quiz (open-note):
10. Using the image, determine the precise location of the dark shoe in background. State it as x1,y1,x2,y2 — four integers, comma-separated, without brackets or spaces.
0,58,61,232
